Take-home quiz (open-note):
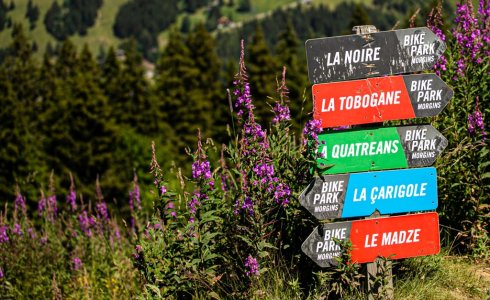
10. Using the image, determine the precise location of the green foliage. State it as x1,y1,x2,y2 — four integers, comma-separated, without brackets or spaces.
25,0,39,30
430,2,490,257
237,0,252,12
113,0,178,57
43,0,103,40
0,0,9,31
247,24,279,124
0,179,141,298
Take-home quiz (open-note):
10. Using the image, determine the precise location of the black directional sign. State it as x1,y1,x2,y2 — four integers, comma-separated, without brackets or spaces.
306,27,446,84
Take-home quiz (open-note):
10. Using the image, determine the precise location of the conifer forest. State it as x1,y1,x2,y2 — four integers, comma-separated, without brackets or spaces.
0,0,489,298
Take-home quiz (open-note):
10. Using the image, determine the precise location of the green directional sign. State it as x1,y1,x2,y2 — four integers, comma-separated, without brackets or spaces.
315,125,447,174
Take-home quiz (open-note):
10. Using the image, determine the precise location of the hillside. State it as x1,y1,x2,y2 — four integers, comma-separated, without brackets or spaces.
0,0,315,58
0,0,386,58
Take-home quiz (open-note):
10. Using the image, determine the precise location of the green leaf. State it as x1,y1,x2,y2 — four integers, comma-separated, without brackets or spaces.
145,284,162,298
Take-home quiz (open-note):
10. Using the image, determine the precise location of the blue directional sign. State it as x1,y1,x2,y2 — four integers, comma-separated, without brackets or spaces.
299,167,437,219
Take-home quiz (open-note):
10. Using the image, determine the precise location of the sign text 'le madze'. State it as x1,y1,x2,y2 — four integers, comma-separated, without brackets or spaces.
301,212,440,267
306,27,446,84
313,74,453,128
299,167,437,220
315,125,447,174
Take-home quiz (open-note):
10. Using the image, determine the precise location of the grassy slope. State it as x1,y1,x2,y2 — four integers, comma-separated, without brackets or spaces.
395,255,490,300
246,254,490,299
0,0,128,58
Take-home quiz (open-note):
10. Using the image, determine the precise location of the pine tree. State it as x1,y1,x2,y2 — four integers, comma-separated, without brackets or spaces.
0,0,9,31
0,24,46,202
101,46,121,105
186,23,225,141
116,40,160,135
348,3,371,30
275,20,310,134
155,29,202,152
25,0,40,30
44,1,66,40
247,23,279,124
43,41,118,197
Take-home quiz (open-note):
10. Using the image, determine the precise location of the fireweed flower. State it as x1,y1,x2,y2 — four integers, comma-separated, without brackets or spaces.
13,223,22,236
192,160,212,181
78,211,94,237
427,1,447,76
303,119,323,146
67,189,77,212
453,0,486,77
272,66,291,125
241,197,254,215
468,97,486,140
96,201,109,223
189,130,214,221
245,255,259,276
14,189,26,215
133,245,143,259
47,195,58,219
479,0,490,55
160,185,167,195
252,163,275,186
72,257,83,271
0,225,8,243
129,175,141,212
37,196,47,216
67,174,77,211
166,202,177,218
272,103,290,124
233,40,254,118
27,228,36,239
273,183,291,206
0,267,3,279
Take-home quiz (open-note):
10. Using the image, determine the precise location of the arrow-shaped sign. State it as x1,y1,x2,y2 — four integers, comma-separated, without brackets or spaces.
313,74,453,128
299,167,437,220
315,125,447,174
301,212,440,267
306,27,446,84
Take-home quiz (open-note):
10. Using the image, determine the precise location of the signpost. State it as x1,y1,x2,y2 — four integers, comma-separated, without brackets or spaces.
306,27,446,84
301,212,440,267
312,74,453,128
315,125,447,174
300,25,448,299
299,167,437,219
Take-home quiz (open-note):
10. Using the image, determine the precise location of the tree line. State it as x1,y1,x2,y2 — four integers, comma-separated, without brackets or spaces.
0,20,309,209
0,0,454,209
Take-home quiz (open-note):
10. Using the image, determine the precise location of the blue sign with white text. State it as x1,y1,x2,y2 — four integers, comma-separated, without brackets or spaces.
299,167,438,219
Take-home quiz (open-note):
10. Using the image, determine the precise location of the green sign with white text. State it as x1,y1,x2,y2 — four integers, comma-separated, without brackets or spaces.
315,125,447,174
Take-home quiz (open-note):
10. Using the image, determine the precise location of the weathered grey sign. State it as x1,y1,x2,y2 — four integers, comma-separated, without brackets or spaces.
306,27,446,84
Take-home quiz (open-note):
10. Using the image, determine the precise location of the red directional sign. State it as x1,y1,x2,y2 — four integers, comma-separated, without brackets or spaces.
301,212,440,267
312,74,453,128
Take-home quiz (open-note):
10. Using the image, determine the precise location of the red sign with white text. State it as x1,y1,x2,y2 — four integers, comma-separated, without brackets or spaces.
349,212,440,264
312,74,453,128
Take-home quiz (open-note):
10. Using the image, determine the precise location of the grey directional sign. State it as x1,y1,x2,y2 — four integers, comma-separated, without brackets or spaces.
306,27,446,84
403,74,453,117
301,222,352,267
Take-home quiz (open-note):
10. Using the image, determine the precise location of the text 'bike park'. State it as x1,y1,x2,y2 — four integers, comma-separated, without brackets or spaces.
300,27,451,267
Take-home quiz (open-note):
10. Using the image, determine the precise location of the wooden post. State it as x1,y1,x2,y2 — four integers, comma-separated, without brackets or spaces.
350,25,394,299
363,211,394,299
